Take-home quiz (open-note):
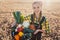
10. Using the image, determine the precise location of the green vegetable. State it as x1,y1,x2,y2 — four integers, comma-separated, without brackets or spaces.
13,11,24,24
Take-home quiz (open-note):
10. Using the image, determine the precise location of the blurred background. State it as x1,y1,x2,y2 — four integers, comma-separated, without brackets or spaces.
0,0,60,40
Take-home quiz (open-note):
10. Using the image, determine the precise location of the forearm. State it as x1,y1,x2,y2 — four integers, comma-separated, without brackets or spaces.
34,29,45,34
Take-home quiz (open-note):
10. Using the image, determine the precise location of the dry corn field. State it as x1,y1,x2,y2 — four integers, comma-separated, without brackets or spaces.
0,0,60,40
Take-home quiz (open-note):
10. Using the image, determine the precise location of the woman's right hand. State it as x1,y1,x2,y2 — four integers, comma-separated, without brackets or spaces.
40,30,46,33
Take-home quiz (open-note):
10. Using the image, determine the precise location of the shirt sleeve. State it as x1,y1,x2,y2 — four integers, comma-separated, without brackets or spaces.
45,18,50,34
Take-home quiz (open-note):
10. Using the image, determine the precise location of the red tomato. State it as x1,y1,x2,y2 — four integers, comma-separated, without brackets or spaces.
29,24,36,30
17,27,24,32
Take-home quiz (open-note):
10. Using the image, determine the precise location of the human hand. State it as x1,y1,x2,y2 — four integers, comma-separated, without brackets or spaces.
40,30,46,33
34,29,40,34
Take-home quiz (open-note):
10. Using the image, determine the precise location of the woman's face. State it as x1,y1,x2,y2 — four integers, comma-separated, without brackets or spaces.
32,3,42,14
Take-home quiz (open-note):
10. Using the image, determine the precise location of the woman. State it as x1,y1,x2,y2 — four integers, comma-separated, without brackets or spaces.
29,1,50,40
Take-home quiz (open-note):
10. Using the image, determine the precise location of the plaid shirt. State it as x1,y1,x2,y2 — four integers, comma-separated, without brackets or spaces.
24,14,50,34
